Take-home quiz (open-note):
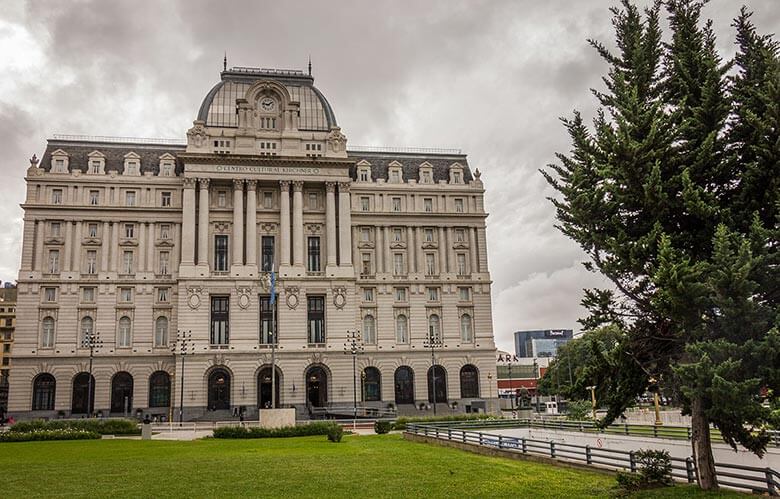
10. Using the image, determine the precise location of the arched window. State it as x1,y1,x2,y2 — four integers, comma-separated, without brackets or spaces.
394,366,414,404
148,371,171,408
154,317,169,347
32,373,56,411
428,314,440,341
363,315,376,344
427,365,447,404
363,366,381,402
110,372,134,414
71,372,95,414
208,368,231,410
395,315,408,344
80,316,93,345
460,314,473,343
118,316,131,347
257,366,282,409
460,365,480,398
41,317,55,348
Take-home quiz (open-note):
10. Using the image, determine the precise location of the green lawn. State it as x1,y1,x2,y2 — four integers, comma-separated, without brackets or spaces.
0,434,742,498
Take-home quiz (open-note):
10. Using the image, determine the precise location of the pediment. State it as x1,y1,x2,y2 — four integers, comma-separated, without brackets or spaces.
388,160,403,168
124,151,141,159
87,150,106,158
158,153,176,161
356,159,372,167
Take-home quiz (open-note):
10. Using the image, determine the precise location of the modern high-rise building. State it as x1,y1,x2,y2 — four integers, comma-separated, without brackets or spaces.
7,65,497,420
0,284,17,417
513,329,573,358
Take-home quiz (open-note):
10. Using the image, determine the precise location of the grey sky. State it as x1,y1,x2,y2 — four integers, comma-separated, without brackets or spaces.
0,0,777,352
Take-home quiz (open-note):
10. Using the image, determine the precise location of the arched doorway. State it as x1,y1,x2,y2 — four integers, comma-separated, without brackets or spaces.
110,372,134,414
71,372,95,414
208,368,231,410
427,365,447,403
32,373,56,411
148,371,171,408
362,367,381,402
305,365,328,407
257,366,282,409
460,365,480,398
394,366,414,404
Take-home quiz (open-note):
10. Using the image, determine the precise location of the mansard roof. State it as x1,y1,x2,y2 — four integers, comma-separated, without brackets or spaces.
346,150,473,184
39,139,185,175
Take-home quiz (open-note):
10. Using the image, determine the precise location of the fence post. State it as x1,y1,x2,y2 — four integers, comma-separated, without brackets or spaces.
686,427,691,440
586,445,592,464
462,431,466,443
498,435,503,449
625,423,629,435
550,441,556,458
765,468,776,496
435,428,439,439
479,432,483,446
448,428,452,441
559,420,563,430
579,421,584,433
653,425,658,438
685,457,695,483
629,452,636,473
522,438,527,454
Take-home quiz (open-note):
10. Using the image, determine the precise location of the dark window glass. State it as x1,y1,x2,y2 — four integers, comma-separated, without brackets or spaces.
427,365,447,404
261,236,275,271
71,372,95,414
307,236,321,272
394,366,414,404
259,296,277,344
211,296,230,344
363,367,381,402
307,296,325,343
215,235,229,271
110,372,134,414
208,368,231,410
32,373,56,411
459,365,480,398
149,371,171,408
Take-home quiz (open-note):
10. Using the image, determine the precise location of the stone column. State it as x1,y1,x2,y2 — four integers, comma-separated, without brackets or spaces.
471,227,479,273
100,222,110,272
279,181,291,267
110,222,119,272
233,179,245,266
138,221,146,271
383,227,391,274
146,223,155,272
197,178,210,267
338,182,352,267
292,181,304,267
34,220,45,272
246,180,258,268
63,221,73,272
376,225,384,273
416,227,425,274
72,221,82,271
446,227,456,274
181,178,196,265
325,182,337,269
438,227,447,274
406,227,415,273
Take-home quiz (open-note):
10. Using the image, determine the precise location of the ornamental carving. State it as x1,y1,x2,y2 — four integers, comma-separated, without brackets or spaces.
261,223,277,233
338,182,350,193
246,179,258,190
233,179,245,190
292,181,304,192
285,286,300,310
389,241,407,250
186,121,208,147
187,286,203,310
325,181,336,193
327,126,347,152
214,223,230,233
183,177,197,189
279,180,291,191
421,242,438,250
198,178,210,189
306,224,322,235
310,352,324,364
332,286,347,310
237,287,252,309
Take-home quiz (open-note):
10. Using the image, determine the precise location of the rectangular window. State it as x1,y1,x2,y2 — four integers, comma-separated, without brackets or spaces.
308,192,319,209
455,228,466,242
392,197,401,212
89,190,100,206
52,189,63,205
263,191,273,209
393,253,405,275
218,191,227,207
125,191,136,206
120,287,133,302
86,250,97,274
51,222,61,237
427,287,440,302
361,253,373,276
424,228,434,242
457,254,468,275
161,192,172,207
44,287,57,302
160,224,170,240
48,250,60,273
261,236,274,272
82,287,95,303
359,170,369,182
90,161,100,174
157,287,169,303
210,296,230,345
259,296,277,345
360,196,370,211
88,223,98,238
159,251,170,275
459,286,471,301
425,253,436,276
360,227,371,242
394,287,407,302
124,224,135,238
307,296,325,344
362,287,374,302
454,198,464,213
122,251,134,274
391,170,400,183
307,236,321,272
393,228,403,242
453,171,461,183
424,198,433,212
215,235,229,272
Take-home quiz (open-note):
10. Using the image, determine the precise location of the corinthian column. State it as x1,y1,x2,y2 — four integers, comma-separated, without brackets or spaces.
338,182,352,267
233,179,245,266
181,177,196,265
279,181,291,267
197,178,210,267
292,181,304,267
246,180,258,268
325,182,337,270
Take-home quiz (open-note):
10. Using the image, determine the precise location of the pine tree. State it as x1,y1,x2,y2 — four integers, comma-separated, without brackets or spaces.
542,0,779,490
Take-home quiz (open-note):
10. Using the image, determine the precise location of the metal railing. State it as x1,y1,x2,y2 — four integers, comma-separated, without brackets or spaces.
406,423,779,496
348,145,463,155
51,134,187,146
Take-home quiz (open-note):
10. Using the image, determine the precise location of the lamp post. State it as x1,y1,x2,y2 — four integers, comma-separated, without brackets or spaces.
533,358,540,414
343,330,363,430
586,385,597,420
172,330,193,425
81,330,102,417
423,327,443,415
507,359,514,411
648,376,662,426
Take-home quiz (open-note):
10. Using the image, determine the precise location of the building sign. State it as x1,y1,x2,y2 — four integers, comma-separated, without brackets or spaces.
547,330,567,337
214,165,321,175
496,353,520,363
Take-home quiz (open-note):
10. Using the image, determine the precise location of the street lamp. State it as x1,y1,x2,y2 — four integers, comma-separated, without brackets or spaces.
533,358,540,414
343,330,364,430
648,376,662,426
423,327,443,415
81,330,102,417
172,330,193,425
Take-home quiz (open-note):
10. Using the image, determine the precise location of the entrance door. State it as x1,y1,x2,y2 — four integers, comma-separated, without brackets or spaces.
71,372,95,414
208,368,231,410
306,366,328,407
257,367,281,408
110,372,134,414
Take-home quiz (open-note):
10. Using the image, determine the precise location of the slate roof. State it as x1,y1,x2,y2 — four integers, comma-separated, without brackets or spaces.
40,141,186,175
346,152,472,183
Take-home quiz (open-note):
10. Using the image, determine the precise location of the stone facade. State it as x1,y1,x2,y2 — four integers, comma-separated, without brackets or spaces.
8,67,497,420
0,286,16,416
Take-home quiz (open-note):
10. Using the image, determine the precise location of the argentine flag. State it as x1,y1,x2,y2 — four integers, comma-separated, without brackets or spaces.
269,266,276,305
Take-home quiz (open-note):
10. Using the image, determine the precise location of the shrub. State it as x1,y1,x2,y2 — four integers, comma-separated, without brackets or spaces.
615,471,643,492
565,400,592,421
392,414,494,431
0,429,100,443
326,424,344,443
374,420,393,434
213,422,339,439
10,419,139,436
616,449,673,492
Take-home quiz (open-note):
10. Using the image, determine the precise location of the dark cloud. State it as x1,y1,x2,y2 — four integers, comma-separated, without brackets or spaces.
1,0,778,350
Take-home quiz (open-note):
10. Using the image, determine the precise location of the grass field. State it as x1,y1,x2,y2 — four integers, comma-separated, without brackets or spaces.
0,434,742,498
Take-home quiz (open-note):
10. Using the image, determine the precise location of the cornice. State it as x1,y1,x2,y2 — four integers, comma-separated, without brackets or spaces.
178,153,355,169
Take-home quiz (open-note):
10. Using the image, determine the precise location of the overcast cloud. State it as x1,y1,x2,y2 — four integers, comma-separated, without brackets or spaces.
0,0,777,352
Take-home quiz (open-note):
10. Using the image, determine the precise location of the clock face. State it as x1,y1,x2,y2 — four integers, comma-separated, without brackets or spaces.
260,97,276,112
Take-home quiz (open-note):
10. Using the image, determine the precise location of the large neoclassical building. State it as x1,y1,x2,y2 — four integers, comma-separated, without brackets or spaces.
7,66,497,420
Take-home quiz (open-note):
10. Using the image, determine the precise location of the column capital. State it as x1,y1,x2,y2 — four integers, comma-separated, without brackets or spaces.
279,180,291,192
246,179,258,190
292,181,304,192
183,177,197,189
233,178,245,190
338,182,351,193
198,178,210,189
325,181,337,193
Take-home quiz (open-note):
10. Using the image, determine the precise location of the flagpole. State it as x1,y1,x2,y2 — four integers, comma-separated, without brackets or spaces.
270,265,276,409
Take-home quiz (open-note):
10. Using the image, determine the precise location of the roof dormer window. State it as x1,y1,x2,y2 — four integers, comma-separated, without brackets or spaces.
419,162,434,184
449,162,465,184
50,150,69,173
158,153,176,176
86,151,106,175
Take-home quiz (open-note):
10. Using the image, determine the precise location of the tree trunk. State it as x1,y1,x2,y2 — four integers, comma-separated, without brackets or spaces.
691,395,718,490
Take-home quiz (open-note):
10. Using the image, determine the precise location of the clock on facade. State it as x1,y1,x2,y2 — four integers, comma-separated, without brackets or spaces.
260,97,276,112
